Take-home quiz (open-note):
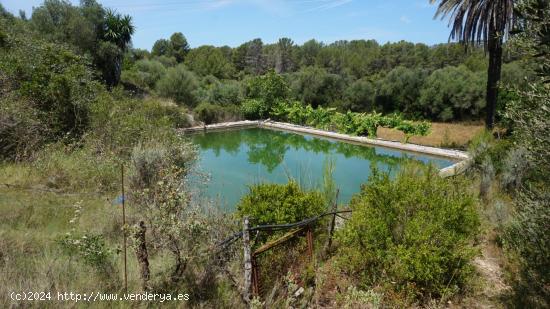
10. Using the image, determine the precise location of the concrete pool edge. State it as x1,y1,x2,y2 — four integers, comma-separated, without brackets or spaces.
178,120,471,177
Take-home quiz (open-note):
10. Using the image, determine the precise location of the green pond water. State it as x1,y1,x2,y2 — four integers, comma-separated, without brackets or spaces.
189,128,455,210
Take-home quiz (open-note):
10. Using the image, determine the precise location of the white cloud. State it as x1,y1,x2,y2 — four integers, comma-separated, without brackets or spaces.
400,15,411,24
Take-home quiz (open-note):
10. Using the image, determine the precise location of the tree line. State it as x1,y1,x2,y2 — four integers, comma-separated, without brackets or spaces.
5,0,533,125
124,29,531,124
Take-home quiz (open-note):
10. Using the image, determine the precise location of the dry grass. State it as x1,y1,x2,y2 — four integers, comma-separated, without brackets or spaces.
377,122,485,149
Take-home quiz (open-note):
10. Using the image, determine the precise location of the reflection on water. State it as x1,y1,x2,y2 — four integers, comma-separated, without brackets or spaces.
189,128,455,210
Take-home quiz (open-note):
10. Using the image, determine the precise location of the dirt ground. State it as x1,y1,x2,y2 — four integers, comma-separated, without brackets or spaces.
377,122,485,149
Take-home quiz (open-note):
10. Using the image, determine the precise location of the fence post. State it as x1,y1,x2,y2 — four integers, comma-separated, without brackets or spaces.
243,216,252,303
252,256,260,296
324,189,339,256
306,226,314,261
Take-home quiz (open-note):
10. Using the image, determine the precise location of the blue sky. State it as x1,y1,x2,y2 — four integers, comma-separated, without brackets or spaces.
2,0,454,50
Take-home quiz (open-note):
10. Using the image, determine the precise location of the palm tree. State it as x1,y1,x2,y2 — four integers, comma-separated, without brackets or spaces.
431,0,515,129
101,9,135,87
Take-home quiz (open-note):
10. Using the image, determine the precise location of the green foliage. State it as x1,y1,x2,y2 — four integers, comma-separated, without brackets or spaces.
343,77,376,112
184,45,235,79
246,69,290,106
151,32,190,63
501,16,550,301
241,99,267,120
375,66,429,115
236,181,325,226
205,80,244,106
156,64,199,106
59,233,113,270
58,200,114,270
289,66,344,108
504,83,549,184
130,140,196,190
130,142,232,293
336,165,479,299
194,102,223,125
419,65,486,121
88,93,189,156
268,100,431,140
29,0,134,87
0,21,103,156
194,102,241,124
121,59,166,91
395,120,431,143
504,190,550,306
169,32,190,62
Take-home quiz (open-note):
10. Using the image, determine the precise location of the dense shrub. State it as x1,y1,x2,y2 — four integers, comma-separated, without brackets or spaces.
0,95,49,161
156,64,199,106
236,181,326,226
130,140,196,190
336,165,479,300
504,190,550,306
375,66,429,115
155,55,177,67
206,80,243,106
245,70,290,105
502,82,549,306
241,99,268,120
342,77,376,112
194,102,223,124
121,59,166,90
0,30,102,138
194,102,241,124
289,66,344,108
88,93,190,156
419,65,486,121
184,45,235,79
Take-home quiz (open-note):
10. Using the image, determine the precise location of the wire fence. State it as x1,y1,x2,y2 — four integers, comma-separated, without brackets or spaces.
215,209,353,251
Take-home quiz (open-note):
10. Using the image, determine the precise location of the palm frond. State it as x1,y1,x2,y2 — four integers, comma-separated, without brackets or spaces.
430,0,515,48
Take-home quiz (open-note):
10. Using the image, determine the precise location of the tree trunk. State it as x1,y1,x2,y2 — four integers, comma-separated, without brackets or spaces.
133,221,150,291
485,25,504,130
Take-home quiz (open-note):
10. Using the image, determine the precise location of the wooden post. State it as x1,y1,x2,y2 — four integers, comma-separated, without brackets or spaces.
324,189,339,255
306,226,314,261
121,164,128,292
243,216,252,302
251,256,260,296
134,221,150,291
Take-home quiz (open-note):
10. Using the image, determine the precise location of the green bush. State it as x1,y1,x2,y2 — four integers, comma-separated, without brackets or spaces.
289,66,344,108
0,29,102,139
419,65,486,121
59,233,114,270
245,70,289,107
129,140,196,191
121,59,166,90
156,64,199,106
336,165,479,300
194,102,222,124
88,93,189,156
0,95,49,161
504,189,550,306
241,99,267,120
236,181,326,226
207,80,243,106
342,77,376,112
